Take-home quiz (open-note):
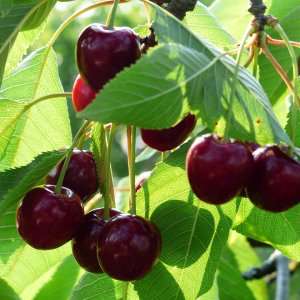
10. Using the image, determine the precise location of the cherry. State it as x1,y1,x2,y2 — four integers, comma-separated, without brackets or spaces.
186,134,254,204
72,208,121,273
141,114,197,152
76,24,141,90
17,185,84,250
46,149,98,202
97,214,162,281
247,145,300,212
72,75,97,112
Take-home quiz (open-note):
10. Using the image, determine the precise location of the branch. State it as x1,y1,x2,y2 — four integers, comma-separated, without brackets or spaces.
275,251,290,300
242,251,277,280
166,0,197,20
248,0,266,17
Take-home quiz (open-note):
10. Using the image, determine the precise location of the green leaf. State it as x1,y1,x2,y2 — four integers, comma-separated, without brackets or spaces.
135,146,157,163
5,20,47,75
21,0,57,31
0,150,66,215
210,0,250,41
134,142,237,298
32,255,81,300
79,8,290,146
71,273,138,300
185,2,236,51
0,0,48,86
0,46,72,171
90,123,115,204
0,278,20,300
233,199,300,261
0,205,73,298
0,1,14,18
219,232,268,300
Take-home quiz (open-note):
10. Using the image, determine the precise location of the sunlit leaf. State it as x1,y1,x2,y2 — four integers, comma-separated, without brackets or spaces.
0,150,66,215
0,47,72,171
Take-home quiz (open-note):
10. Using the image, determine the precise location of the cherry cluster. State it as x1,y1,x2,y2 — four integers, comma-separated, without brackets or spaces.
16,24,165,282
186,134,300,213
17,150,162,281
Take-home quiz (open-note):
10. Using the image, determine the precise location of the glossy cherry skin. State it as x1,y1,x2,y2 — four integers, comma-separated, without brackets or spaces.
97,214,162,281
76,24,141,90
186,134,255,204
72,208,121,273
247,145,300,212
141,114,197,152
72,75,97,112
46,150,98,202
17,185,84,250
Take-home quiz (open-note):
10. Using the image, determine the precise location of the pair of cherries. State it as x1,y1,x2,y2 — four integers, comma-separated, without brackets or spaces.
17,150,162,281
186,134,300,213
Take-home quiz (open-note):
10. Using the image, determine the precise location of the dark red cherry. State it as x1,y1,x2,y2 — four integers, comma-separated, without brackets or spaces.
72,208,121,273
72,75,97,112
76,24,141,90
186,134,254,204
46,149,98,202
247,145,300,212
97,214,162,281
141,114,197,152
17,185,84,250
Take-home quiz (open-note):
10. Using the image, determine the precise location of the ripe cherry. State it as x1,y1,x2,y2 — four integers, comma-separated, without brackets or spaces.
186,134,254,204
76,24,141,90
247,145,300,212
17,185,84,250
72,75,97,112
141,113,197,152
46,149,98,202
97,214,162,281
72,208,121,273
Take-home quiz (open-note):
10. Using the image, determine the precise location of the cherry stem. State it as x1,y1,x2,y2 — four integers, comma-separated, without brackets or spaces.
54,120,92,195
127,126,137,215
260,32,295,98
103,123,117,220
252,45,259,77
266,35,300,48
273,24,299,145
84,193,103,213
161,151,167,161
243,44,255,68
47,0,129,51
107,0,120,30
223,25,255,140
130,126,137,215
